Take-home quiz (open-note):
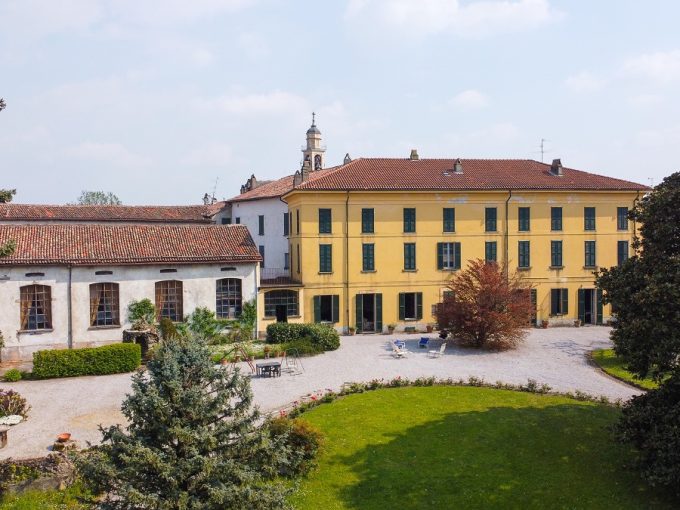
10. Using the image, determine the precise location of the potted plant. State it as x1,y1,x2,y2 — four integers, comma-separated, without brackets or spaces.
541,320,549,329
348,327,356,336
426,324,434,333
574,319,581,327
263,345,271,359
387,323,396,334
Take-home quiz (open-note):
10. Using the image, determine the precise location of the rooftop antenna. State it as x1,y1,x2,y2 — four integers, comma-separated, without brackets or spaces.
211,177,219,203
540,138,549,163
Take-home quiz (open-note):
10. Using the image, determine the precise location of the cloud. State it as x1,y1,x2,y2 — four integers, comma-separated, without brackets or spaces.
207,91,308,115
448,89,489,109
564,71,605,93
64,142,151,168
622,49,680,84
181,143,234,167
345,0,560,38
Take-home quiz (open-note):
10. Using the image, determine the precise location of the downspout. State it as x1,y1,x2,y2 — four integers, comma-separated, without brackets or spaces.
254,261,259,340
67,264,73,349
345,191,350,333
504,190,513,279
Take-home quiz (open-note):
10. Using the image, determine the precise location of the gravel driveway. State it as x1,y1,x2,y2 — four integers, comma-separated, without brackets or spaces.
0,327,639,460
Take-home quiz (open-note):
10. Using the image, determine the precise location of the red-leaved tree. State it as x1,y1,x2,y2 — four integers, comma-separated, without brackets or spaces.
436,259,533,350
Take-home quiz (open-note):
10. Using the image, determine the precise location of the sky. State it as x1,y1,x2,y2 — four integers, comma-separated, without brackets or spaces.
1,0,679,205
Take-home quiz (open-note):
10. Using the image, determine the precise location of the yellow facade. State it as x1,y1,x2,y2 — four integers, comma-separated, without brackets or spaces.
270,189,640,333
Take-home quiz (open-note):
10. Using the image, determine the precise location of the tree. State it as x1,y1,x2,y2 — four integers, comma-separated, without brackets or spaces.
596,172,680,491
77,335,290,509
0,98,5,112
435,259,533,350
75,190,122,205
0,189,16,203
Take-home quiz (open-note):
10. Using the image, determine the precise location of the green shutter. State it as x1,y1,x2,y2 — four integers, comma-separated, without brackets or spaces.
577,289,585,324
375,294,383,332
530,289,537,325
355,294,363,332
596,289,603,325
313,296,321,323
398,293,405,321
551,289,558,316
416,292,423,320
454,243,461,270
332,295,340,323
437,243,444,270
561,289,569,315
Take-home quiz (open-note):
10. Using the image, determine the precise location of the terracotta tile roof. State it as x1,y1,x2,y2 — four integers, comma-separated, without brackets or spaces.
0,224,261,266
289,158,649,192
0,203,227,223
229,167,340,202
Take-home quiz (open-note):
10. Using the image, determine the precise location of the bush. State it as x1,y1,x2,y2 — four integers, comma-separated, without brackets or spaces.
3,368,21,382
266,323,340,351
32,343,141,379
616,373,680,491
267,416,323,476
127,299,156,329
159,318,179,340
282,338,324,357
0,389,30,418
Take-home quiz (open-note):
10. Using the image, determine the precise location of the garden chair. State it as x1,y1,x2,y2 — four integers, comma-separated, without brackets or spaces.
388,341,407,358
418,337,429,349
428,342,446,358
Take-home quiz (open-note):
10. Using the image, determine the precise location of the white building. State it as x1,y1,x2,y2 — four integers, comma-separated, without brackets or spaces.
0,223,260,362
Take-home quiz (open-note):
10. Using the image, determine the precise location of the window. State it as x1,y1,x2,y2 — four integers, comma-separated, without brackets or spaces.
296,245,301,274
362,243,375,271
550,240,563,267
284,252,290,270
258,215,265,235
258,245,265,268
443,208,455,232
618,241,629,266
437,242,461,270
235,217,240,224
296,210,300,234
403,208,416,233
518,241,530,268
485,207,497,232
584,207,596,231
319,208,332,234
264,290,298,317
551,207,562,231
518,207,530,231
404,243,416,271
362,208,374,234
617,207,629,231
89,282,120,327
155,280,183,322
283,212,290,236
319,244,332,273
584,241,596,268
550,288,569,316
216,278,242,319
20,284,52,330
399,292,423,320
485,241,497,263
221,218,230,225
314,295,339,323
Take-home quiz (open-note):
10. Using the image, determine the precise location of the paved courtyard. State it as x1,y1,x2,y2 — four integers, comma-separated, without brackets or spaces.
0,327,639,460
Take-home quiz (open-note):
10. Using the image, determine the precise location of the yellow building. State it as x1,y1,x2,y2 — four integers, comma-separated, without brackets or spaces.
264,154,646,333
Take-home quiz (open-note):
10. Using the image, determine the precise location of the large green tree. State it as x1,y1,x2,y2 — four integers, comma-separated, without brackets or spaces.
75,190,122,205
596,171,680,491
0,189,16,203
78,335,291,509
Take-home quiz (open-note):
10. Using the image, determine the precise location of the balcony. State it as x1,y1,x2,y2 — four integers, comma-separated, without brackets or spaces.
260,267,300,287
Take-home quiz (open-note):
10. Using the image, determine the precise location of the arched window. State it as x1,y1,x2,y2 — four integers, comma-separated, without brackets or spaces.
264,290,298,318
155,280,183,322
20,284,52,330
89,283,120,327
216,278,242,319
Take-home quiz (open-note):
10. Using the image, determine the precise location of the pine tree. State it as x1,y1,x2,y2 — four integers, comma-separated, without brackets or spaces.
78,335,290,509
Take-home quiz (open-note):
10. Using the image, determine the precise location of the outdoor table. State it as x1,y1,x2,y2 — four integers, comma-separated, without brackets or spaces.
256,360,281,378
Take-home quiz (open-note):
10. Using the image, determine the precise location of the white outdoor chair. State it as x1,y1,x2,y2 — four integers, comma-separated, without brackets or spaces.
389,341,407,358
428,342,446,358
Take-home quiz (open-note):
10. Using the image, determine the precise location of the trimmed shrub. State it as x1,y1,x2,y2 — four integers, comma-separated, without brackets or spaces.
282,338,324,357
0,389,30,418
32,343,141,379
267,416,323,476
266,323,340,351
3,369,21,382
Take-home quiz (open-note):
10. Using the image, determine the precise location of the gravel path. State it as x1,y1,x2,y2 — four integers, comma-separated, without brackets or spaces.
0,327,639,460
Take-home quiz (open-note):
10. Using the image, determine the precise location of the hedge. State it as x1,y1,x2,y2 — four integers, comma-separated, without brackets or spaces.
266,323,340,351
32,343,142,379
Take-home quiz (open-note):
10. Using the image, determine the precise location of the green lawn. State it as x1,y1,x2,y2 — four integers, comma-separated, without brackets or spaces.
591,349,659,390
291,386,677,509
0,483,93,510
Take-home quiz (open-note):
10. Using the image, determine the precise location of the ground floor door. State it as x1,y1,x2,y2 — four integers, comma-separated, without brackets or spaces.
355,293,382,333
578,289,603,325
275,305,288,323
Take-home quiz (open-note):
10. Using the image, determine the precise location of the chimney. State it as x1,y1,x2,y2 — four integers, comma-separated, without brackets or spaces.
409,149,419,161
343,153,352,165
453,158,463,174
550,158,563,176
301,158,311,182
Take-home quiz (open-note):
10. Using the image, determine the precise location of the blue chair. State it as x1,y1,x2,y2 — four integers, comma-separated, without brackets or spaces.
418,337,429,348
394,340,406,350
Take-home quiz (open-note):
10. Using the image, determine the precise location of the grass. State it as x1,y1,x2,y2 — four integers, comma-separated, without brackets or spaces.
0,483,94,510
591,349,659,390
290,386,678,510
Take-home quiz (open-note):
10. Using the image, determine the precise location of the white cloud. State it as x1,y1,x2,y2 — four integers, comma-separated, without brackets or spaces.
208,91,308,115
64,142,151,168
565,71,605,93
622,49,680,84
345,0,560,38
181,143,233,167
449,89,489,109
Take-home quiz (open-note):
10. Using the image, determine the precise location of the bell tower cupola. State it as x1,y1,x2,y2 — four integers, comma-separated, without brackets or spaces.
302,112,325,171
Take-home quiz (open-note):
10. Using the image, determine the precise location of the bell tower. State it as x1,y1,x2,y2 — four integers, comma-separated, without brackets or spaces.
302,112,325,171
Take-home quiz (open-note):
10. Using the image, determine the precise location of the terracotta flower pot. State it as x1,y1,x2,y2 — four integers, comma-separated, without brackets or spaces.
57,433,71,443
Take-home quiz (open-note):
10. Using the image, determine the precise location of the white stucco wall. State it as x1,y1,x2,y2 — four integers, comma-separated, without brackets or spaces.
0,262,258,362
230,198,289,276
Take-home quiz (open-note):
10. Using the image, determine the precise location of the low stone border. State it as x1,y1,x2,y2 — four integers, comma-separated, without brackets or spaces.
586,351,651,392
